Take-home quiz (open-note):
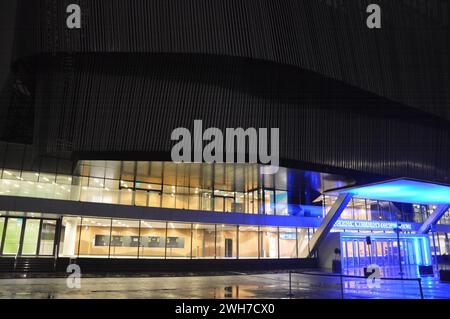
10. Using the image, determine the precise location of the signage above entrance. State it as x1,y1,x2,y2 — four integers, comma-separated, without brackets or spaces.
334,219,416,231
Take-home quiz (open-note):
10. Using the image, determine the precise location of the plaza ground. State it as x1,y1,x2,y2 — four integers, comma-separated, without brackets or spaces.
0,272,449,299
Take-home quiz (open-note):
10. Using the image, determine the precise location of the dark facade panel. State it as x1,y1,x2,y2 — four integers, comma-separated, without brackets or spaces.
31,54,450,182
13,0,450,120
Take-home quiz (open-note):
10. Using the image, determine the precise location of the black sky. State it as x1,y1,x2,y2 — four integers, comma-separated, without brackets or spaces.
0,1,17,91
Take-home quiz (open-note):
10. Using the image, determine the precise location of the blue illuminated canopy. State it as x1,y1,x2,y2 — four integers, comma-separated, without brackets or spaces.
325,178,450,205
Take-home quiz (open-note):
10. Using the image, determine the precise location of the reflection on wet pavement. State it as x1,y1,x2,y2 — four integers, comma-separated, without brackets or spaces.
0,272,449,299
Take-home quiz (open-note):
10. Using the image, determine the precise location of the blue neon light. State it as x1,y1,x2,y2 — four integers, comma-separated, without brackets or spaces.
422,237,431,265
413,238,421,265
331,179,450,204
334,219,414,231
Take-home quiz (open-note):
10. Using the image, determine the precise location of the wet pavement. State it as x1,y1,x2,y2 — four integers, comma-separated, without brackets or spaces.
0,272,449,299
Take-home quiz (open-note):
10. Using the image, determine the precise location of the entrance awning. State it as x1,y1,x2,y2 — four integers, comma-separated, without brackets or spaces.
324,178,450,205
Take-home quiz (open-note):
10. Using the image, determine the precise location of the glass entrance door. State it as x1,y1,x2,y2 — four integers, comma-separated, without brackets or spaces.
21,219,40,255
341,235,427,275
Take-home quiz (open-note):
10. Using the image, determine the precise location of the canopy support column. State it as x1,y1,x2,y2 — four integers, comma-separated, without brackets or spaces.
302,193,353,258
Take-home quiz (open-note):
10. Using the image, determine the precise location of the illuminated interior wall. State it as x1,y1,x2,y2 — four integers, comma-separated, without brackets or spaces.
167,223,192,258
216,226,237,258
139,222,166,257
238,226,259,258
57,216,312,259
279,227,297,258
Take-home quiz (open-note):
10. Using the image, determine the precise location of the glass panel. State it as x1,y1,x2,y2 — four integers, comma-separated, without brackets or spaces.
148,191,161,207
121,161,135,181
200,191,212,211
260,227,278,258
102,179,119,204
3,218,23,255
214,197,224,212
22,219,40,255
274,167,288,190
166,222,191,258
139,221,166,258
224,197,234,213
192,223,215,258
105,161,121,180
341,199,353,219
188,188,200,210
367,200,381,220
253,190,259,214
297,228,310,257
175,187,189,209
163,162,177,186
234,193,244,213
264,190,275,215
279,227,297,258
119,188,133,205
378,201,391,221
275,191,288,216
59,217,82,257
78,218,111,257
39,220,56,255
216,225,237,258
162,186,176,208
136,162,152,183
353,199,367,220
110,219,140,258
135,190,147,207
148,162,163,184
238,226,259,258
21,171,39,182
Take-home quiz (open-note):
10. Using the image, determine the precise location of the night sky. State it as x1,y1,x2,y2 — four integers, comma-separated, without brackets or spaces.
0,1,17,91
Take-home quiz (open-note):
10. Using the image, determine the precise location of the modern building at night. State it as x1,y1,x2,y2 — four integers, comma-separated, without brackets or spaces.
0,0,449,275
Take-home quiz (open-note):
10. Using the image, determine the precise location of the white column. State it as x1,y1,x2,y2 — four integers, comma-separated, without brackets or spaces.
63,217,79,256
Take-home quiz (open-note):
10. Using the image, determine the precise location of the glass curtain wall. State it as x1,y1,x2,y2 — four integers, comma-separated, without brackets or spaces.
57,216,313,260
0,162,297,216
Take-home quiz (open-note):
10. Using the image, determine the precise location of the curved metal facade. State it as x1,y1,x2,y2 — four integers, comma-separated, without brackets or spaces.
2,0,450,183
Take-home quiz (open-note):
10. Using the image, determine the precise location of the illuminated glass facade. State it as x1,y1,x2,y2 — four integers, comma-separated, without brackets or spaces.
323,195,442,224
0,212,313,259
0,155,449,272
0,161,299,216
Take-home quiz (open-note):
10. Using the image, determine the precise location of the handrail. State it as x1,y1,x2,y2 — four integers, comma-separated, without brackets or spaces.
291,270,422,281
287,270,424,299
